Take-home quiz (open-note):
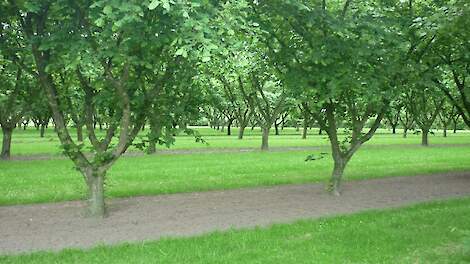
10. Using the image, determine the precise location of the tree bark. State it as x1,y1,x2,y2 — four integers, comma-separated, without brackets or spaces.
403,128,408,138
392,125,397,134
77,125,84,142
421,129,429,146
261,127,270,151
85,169,106,217
148,122,162,154
443,125,447,138
274,122,279,136
302,120,308,139
238,125,246,140
1,127,13,160
330,157,347,196
227,119,233,136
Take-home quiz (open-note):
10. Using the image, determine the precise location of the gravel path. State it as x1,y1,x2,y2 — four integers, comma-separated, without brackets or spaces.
1,172,469,255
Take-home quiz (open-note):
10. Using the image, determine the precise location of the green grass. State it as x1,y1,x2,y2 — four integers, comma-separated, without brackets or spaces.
3,127,470,155
2,198,469,263
2,144,470,205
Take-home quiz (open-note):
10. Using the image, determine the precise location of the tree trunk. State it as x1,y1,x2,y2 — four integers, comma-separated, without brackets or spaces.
227,120,233,136
318,128,323,135
148,122,161,154
403,127,408,138
77,125,84,142
274,123,279,136
238,125,245,140
40,124,46,138
148,139,156,154
392,125,396,134
421,129,429,146
261,127,269,151
85,169,106,217
302,121,308,139
453,122,457,133
443,125,447,138
329,157,347,196
1,127,13,160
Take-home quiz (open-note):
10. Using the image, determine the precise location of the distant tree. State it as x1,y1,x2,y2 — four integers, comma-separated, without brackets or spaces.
0,23,35,160
438,103,457,138
409,87,444,146
386,102,402,134
399,105,415,138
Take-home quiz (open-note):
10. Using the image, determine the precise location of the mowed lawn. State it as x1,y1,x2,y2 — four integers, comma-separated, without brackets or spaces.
1,143,470,205
2,127,470,155
1,198,469,263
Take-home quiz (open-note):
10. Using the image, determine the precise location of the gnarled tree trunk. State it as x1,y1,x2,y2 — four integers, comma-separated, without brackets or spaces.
1,126,13,160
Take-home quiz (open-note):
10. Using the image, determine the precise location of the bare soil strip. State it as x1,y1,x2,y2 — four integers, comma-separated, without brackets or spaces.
6,143,470,161
0,172,469,255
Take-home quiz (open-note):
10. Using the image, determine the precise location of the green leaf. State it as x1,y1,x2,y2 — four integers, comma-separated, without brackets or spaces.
148,0,160,10
175,47,188,58
103,5,113,15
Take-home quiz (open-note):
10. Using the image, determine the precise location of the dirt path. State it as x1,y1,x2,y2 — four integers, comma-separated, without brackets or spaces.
8,143,470,161
1,172,469,255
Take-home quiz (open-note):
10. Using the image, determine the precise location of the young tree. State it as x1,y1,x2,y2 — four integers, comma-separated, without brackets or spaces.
251,0,401,194
0,24,35,160
245,73,286,150
385,102,402,134
409,87,444,146
438,103,457,138
399,105,415,138
6,1,213,217
0,65,32,160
